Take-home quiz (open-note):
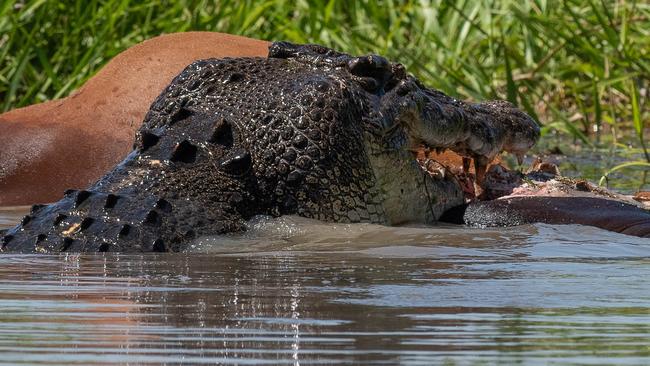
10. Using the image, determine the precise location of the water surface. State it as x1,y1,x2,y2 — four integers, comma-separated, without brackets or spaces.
1,208,649,365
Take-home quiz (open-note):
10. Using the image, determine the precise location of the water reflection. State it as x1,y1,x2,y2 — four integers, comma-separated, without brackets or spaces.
0,206,28,230
0,245,649,365
0,209,649,364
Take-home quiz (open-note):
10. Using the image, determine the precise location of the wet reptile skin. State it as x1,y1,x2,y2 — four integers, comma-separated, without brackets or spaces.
1,42,539,253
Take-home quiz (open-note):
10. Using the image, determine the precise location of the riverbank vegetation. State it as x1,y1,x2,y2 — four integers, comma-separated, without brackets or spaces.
0,0,648,186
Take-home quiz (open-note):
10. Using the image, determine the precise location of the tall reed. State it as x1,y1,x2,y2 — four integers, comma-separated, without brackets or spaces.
1,0,648,163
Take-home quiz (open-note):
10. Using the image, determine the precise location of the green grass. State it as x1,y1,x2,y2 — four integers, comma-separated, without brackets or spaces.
0,0,648,182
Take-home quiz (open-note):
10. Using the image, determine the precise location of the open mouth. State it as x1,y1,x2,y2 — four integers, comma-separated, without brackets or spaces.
413,147,480,201
384,81,540,194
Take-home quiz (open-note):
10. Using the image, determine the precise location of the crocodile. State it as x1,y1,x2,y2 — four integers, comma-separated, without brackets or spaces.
1,42,540,253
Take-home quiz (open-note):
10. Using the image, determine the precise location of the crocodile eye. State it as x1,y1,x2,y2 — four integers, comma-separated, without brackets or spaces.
347,54,393,93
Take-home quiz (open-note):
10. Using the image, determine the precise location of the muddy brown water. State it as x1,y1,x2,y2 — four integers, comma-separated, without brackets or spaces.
1,207,649,365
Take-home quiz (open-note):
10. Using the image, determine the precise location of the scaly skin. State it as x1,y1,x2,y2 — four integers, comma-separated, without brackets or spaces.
1,42,539,253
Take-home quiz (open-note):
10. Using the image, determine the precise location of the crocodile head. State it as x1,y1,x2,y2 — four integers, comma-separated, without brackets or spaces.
2,42,539,252
266,42,456,224
269,42,539,224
